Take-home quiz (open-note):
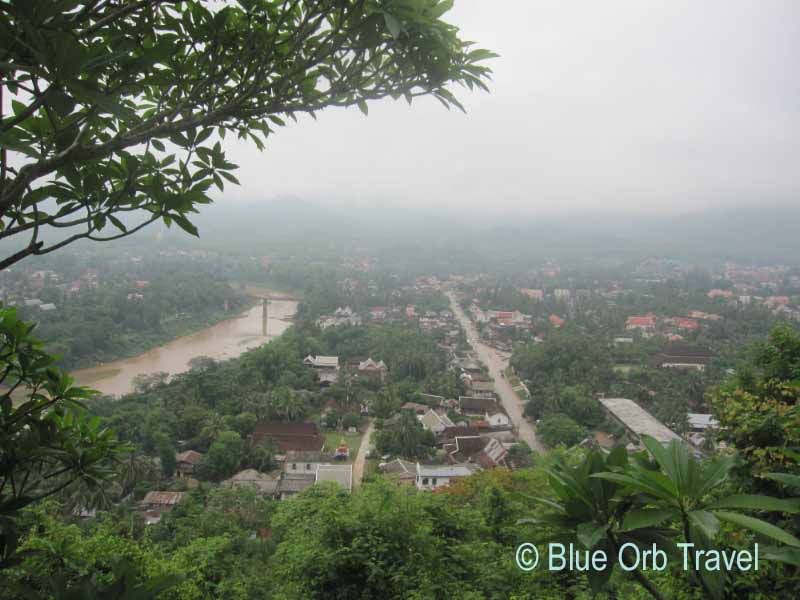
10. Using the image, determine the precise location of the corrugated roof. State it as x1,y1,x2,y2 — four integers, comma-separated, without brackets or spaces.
599,398,682,444
417,464,475,478
142,491,184,506
316,464,353,491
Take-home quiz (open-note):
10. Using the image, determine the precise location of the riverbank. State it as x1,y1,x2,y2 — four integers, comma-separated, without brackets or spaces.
54,302,256,372
71,298,298,397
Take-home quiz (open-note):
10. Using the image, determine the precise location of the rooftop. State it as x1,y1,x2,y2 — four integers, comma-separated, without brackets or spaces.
599,398,682,445
417,464,476,478
316,464,353,491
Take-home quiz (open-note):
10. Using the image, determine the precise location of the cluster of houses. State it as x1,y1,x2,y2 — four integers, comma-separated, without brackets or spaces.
708,289,800,320
376,369,517,491
140,421,355,523
624,312,723,341
380,426,510,492
302,354,389,387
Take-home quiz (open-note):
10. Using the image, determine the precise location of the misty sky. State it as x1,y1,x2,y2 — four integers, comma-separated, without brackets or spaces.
223,2,799,216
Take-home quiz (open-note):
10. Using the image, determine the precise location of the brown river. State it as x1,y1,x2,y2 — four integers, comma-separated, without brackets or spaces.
71,297,298,397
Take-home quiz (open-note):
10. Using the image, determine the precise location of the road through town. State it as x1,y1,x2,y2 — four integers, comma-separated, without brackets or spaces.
447,292,546,454
352,419,375,487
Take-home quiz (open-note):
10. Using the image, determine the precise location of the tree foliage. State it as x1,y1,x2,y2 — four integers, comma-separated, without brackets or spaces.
0,0,494,269
0,307,126,568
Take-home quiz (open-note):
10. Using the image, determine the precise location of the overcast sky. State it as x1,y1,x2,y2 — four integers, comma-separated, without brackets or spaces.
220,0,799,217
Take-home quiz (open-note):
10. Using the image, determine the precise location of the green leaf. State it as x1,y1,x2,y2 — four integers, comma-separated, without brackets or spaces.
151,139,165,152
219,171,240,185
761,545,800,567
107,215,127,233
621,509,676,532
576,522,608,550
357,99,368,116
688,510,720,541
590,472,675,504
708,494,800,514
763,473,800,491
171,214,199,237
714,510,800,548
383,13,402,39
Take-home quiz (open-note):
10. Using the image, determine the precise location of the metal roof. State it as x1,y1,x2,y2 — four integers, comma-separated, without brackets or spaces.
599,398,682,444
316,464,353,491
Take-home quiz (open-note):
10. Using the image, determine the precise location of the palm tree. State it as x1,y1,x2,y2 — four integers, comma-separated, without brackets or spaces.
594,436,800,599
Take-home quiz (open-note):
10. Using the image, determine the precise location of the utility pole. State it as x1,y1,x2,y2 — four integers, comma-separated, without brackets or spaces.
262,298,269,336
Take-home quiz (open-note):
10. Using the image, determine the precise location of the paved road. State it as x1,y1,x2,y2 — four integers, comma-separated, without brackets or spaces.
352,419,375,487
448,293,546,454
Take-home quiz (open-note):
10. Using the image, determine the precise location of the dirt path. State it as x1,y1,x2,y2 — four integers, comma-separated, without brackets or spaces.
448,292,546,454
352,419,375,487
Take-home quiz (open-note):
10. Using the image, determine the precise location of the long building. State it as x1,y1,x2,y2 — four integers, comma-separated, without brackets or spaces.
598,397,683,446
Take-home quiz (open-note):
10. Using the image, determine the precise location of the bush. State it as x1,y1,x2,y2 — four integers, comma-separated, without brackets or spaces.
342,412,360,430
537,413,587,448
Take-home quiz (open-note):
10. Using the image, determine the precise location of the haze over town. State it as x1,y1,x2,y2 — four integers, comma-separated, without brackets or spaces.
217,0,800,217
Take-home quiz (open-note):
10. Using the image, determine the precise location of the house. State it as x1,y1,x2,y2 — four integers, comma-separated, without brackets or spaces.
223,469,280,495
283,450,327,475
276,472,316,500
549,314,565,328
458,396,498,416
316,464,353,492
303,355,339,370
23,298,42,307
303,355,339,386
554,289,571,301
415,463,478,491
419,393,445,405
335,306,357,317
687,413,718,433
707,289,734,299
317,370,339,386
688,311,723,321
454,357,482,374
520,288,543,301
686,413,720,447
443,436,508,468
626,315,656,333
485,410,511,428
401,402,429,416
655,343,715,371
379,458,417,485
317,307,362,329
39,303,56,311
468,380,496,398
668,317,699,331
368,306,388,320
175,450,203,477
253,421,325,452
140,491,184,525
357,358,388,380
439,426,481,442
419,409,455,434
598,398,683,448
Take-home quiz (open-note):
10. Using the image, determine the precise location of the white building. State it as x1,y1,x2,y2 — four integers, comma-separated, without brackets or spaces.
415,464,476,491
316,464,353,492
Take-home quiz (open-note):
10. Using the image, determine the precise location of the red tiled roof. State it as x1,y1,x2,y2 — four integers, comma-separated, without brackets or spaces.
626,316,655,327
175,450,203,464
